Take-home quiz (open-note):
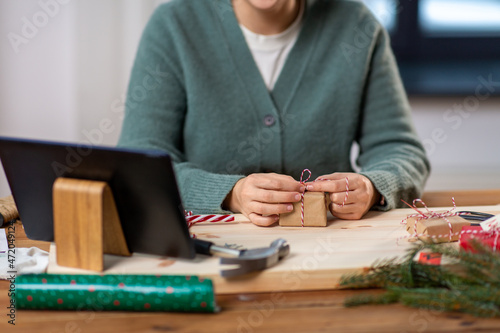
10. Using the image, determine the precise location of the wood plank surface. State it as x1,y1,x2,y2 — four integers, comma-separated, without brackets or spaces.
2,281,500,332
3,207,500,332
47,205,500,294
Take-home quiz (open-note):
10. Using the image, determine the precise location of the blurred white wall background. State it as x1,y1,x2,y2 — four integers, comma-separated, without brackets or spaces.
0,0,168,197
0,0,499,198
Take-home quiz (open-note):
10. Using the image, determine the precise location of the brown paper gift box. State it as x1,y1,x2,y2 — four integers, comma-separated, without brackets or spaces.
405,214,471,243
279,192,327,227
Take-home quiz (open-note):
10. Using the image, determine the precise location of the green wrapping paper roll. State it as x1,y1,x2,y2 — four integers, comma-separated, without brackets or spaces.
15,274,218,313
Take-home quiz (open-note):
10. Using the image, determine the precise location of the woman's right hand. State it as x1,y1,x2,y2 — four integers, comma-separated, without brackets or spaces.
224,173,304,227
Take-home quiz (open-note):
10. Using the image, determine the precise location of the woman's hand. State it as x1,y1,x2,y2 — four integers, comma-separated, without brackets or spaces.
306,173,380,220
224,173,304,227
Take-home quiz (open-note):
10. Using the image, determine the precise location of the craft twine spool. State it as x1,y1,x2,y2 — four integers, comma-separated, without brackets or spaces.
0,195,19,225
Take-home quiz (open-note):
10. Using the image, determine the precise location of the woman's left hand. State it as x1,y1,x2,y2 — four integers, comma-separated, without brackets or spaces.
305,173,380,220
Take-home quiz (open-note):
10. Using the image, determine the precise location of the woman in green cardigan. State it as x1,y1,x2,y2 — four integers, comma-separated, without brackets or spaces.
118,0,430,226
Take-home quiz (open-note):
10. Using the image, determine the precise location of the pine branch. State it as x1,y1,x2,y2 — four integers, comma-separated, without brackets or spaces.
344,290,400,307
426,241,498,282
454,285,500,306
339,257,404,289
341,241,500,318
399,288,500,318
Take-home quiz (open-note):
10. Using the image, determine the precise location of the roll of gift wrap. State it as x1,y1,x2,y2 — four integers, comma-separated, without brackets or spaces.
15,274,217,312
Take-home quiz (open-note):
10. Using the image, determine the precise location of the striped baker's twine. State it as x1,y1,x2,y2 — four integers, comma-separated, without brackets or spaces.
184,211,235,238
398,198,472,244
299,169,312,227
299,169,349,227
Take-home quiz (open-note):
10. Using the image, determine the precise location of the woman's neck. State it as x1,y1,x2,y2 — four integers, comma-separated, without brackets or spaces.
233,0,302,35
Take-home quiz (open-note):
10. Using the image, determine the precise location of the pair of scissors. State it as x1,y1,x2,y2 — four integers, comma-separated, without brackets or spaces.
458,211,495,222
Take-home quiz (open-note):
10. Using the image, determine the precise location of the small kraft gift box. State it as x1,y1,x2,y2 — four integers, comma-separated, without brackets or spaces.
405,212,471,243
279,192,328,227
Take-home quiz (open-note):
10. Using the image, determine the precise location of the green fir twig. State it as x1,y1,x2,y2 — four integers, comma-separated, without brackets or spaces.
340,240,500,318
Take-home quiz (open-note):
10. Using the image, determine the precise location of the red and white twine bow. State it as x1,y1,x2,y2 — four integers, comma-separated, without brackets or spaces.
399,198,469,243
298,169,349,227
399,199,500,251
184,211,234,238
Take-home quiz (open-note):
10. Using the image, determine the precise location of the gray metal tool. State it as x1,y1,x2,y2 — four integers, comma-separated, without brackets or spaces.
193,238,290,278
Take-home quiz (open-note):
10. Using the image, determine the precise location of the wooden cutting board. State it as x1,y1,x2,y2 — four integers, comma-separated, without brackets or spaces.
47,205,500,294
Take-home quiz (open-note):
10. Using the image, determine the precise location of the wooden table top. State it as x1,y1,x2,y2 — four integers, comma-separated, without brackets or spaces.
3,206,500,332
46,205,500,295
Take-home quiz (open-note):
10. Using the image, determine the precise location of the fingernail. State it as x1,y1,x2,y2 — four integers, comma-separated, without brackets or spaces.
294,194,301,201
299,186,305,192
306,185,313,191
287,205,293,211
274,215,280,221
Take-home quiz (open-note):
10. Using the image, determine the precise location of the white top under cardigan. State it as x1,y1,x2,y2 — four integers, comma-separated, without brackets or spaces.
239,2,305,91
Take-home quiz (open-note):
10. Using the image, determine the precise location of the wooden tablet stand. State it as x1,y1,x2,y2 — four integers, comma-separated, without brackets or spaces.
53,178,131,271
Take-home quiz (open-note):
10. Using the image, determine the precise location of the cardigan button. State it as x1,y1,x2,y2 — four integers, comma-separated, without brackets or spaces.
263,115,275,127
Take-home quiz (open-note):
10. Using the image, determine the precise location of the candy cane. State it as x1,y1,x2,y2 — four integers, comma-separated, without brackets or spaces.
184,211,235,238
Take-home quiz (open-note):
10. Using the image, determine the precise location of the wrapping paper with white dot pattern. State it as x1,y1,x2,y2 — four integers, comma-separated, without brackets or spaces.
14,274,218,312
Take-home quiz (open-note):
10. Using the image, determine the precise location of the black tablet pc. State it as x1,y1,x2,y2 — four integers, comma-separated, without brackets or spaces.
0,136,195,259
